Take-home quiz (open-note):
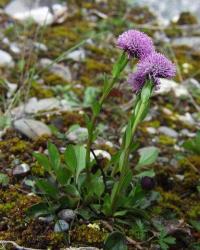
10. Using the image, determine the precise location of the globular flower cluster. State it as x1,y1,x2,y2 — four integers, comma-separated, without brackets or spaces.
117,30,176,92
117,29,155,59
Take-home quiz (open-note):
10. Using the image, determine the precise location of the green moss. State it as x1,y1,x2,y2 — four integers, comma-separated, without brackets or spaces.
30,82,54,98
159,135,176,145
43,73,70,86
176,12,198,25
0,138,31,155
71,223,108,244
187,203,200,219
31,163,45,177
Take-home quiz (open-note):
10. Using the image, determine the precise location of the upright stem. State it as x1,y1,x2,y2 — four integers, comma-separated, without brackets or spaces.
111,81,153,212
85,52,128,172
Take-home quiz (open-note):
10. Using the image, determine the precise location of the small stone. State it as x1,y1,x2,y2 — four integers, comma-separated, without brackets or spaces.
158,126,178,138
24,97,60,114
180,129,196,137
6,82,17,98
90,149,111,161
66,49,86,62
54,220,69,232
39,58,72,82
58,209,76,222
177,112,195,126
13,119,51,139
0,50,14,68
5,0,68,26
146,127,157,134
34,42,48,51
39,215,54,223
13,163,30,176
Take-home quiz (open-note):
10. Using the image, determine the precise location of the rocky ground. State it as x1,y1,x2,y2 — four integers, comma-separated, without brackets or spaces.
0,0,200,249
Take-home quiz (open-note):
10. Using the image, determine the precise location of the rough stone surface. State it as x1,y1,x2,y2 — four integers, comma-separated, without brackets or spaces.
13,119,51,139
5,0,68,26
12,163,30,176
0,50,14,68
39,58,72,82
54,220,69,232
158,126,178,138
58,209,76,222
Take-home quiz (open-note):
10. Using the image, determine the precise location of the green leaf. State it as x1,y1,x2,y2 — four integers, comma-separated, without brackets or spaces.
63,184,80,200
92,101,101,116
190,220,200,232
182,131,200,154
0,173,9,186
136,146,159,170
36,179,59,199
55,166,72,186
135,169,155,178
33,152,51,172
27,202,53,217
47,142,60,170
112,52,127,79
104,231,127,250
83,87,100,107
74,145,86,183
64,145,86,184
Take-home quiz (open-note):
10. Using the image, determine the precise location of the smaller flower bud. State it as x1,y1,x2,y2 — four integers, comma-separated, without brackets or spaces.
141,176,155,190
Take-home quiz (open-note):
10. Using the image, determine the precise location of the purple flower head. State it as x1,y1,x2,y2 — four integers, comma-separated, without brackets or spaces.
128,52,176,92
117,29,155,59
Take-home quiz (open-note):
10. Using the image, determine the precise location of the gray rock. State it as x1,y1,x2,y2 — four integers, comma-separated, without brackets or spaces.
58,209,76,222
39,215,54,222
5,0,68,26
6,82,17,98
54,220,69,232
24,97,60,114
0,50,14,68
172,37,200,52
133,0,200,24
13,163,30,176
66,49,86,62
39,58,72,82
158,126,178,138
13,118,51,139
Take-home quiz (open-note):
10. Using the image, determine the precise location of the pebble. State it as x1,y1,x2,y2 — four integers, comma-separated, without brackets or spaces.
12,163,30,176
66,49,86,62
146,127,157,134
13,118,51,139
54,220,69,232
177,112,195,126
156,79,189,97
39,215,54,223
58,209,76,222
6,82,17,98
158,126,178,138
5,0,68,26
90,149,111,161
0,50,14,68
24,97,60,114
39,58,72,82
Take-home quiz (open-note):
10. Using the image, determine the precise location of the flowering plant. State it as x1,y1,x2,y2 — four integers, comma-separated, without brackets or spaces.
30,29,176,249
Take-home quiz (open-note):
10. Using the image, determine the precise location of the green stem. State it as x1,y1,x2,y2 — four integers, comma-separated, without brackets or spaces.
85,53,128,172
111,81,153,213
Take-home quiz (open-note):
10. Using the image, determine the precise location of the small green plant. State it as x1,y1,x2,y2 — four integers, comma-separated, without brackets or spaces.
182,131,200,154
29,29,176,248
156,229,176,250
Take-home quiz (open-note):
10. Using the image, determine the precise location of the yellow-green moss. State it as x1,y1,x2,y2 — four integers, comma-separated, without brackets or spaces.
159,135,176,145
71,223,108,244
31,163,45,177
187,203,200,219
176,12,198,25
30,82,54,98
